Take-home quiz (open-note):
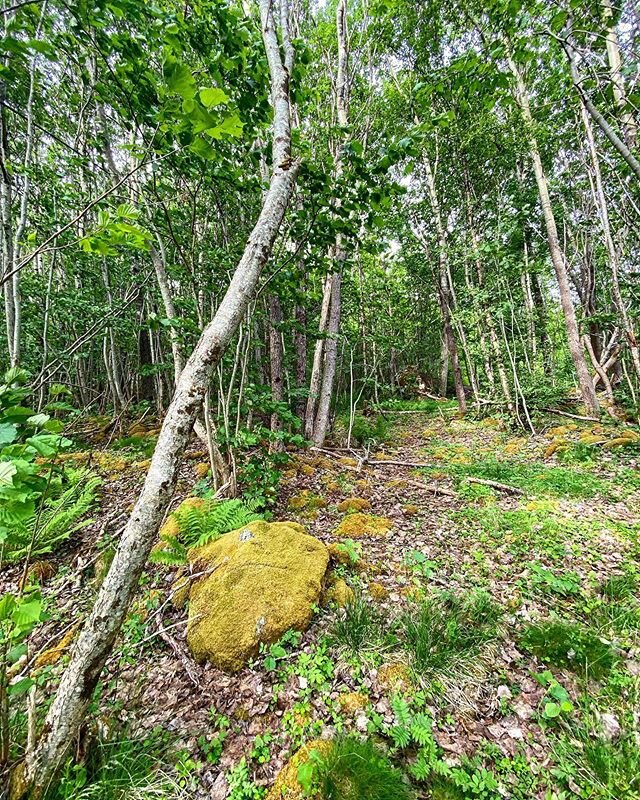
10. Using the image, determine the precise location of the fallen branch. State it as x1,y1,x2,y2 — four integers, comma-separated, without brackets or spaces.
309,447,457,496
153,616,202,688
541,407,600,422
465,477,524,495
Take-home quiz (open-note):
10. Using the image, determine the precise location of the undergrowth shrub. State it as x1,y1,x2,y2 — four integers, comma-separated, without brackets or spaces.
520,620,617,678
0,369,100,564
400,591,501,678
349,414,389,446
553,722,640,799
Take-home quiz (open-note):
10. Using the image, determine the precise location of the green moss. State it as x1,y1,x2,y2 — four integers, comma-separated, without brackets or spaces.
187,520,329,671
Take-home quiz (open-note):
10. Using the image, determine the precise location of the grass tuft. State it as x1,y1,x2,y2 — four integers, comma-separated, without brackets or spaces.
400,591,502,678
308,735,415,800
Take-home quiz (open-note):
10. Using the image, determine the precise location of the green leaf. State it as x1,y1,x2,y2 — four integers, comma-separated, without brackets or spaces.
0,423,17,445
544,702,561,718
13,597,42,628
199,87,230,108
0,461,17,486
27,413,50,428
165,62,195,99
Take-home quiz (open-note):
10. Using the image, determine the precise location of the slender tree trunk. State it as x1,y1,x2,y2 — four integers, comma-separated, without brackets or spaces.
10,2,298,795
268,293,284,450
313,270,341,445
423,155,466,411
310,0,349,445
602,0,637,149
561,37,640,183
294,301,307,422
577,57,640,382
507,52,599,415
304,274,332,438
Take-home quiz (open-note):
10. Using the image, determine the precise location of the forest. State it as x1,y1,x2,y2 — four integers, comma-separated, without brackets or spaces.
1,0,640,797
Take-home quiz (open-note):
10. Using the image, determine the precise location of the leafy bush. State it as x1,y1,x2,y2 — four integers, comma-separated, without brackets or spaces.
520,620,617,678
400,591,501,678
0,370,100,564
349,414,389,446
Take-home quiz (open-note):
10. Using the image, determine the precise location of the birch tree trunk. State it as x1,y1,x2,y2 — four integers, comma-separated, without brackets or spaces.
423,154,467,412
575,52,640,382
311,0,349,445
602,0,637,149
507,52,600,415
10,1,298,795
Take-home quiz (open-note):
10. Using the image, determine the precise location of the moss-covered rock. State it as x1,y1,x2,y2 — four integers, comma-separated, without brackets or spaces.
186,520,329,672
334,513,393,539
337,497,371,513
265,740,332,800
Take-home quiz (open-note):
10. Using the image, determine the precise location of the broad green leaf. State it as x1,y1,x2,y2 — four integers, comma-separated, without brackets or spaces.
199,87,230,108
0,423,17,445
0,461,17,486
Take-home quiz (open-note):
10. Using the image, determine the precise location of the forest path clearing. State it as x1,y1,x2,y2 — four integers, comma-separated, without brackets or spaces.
29,402,640,798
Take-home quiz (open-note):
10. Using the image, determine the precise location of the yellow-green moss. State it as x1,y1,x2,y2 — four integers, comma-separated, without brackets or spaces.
402,504,419,516
288,490,327,511
338,456,358,467
333,513,393,539
34,625,79,669
338,692,368,714
194,461,210,479
323,577,354,607
377,662,412,693
337,497,371,513
187,521,329,672
368,581,389,601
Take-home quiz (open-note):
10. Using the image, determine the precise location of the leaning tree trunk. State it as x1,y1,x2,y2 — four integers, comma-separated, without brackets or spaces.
10,2,298,796
507,52,600,416
602,0,637,149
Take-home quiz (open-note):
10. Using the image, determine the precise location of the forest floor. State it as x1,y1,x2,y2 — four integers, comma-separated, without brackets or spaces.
19,400,640,799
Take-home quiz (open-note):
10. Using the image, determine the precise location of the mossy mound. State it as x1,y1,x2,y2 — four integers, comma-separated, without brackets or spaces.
265,740,332,800
368,581,389,601
186,520,329,672
288,490,327,511
377,662,412,693
337,497,371,513
334,513,393,539
194,461,210,478
338,692,369,714
403,504,419,516
323,577,355,607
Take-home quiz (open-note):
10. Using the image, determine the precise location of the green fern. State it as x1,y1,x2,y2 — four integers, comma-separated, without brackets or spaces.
4,468,100,562
151,498,264,566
